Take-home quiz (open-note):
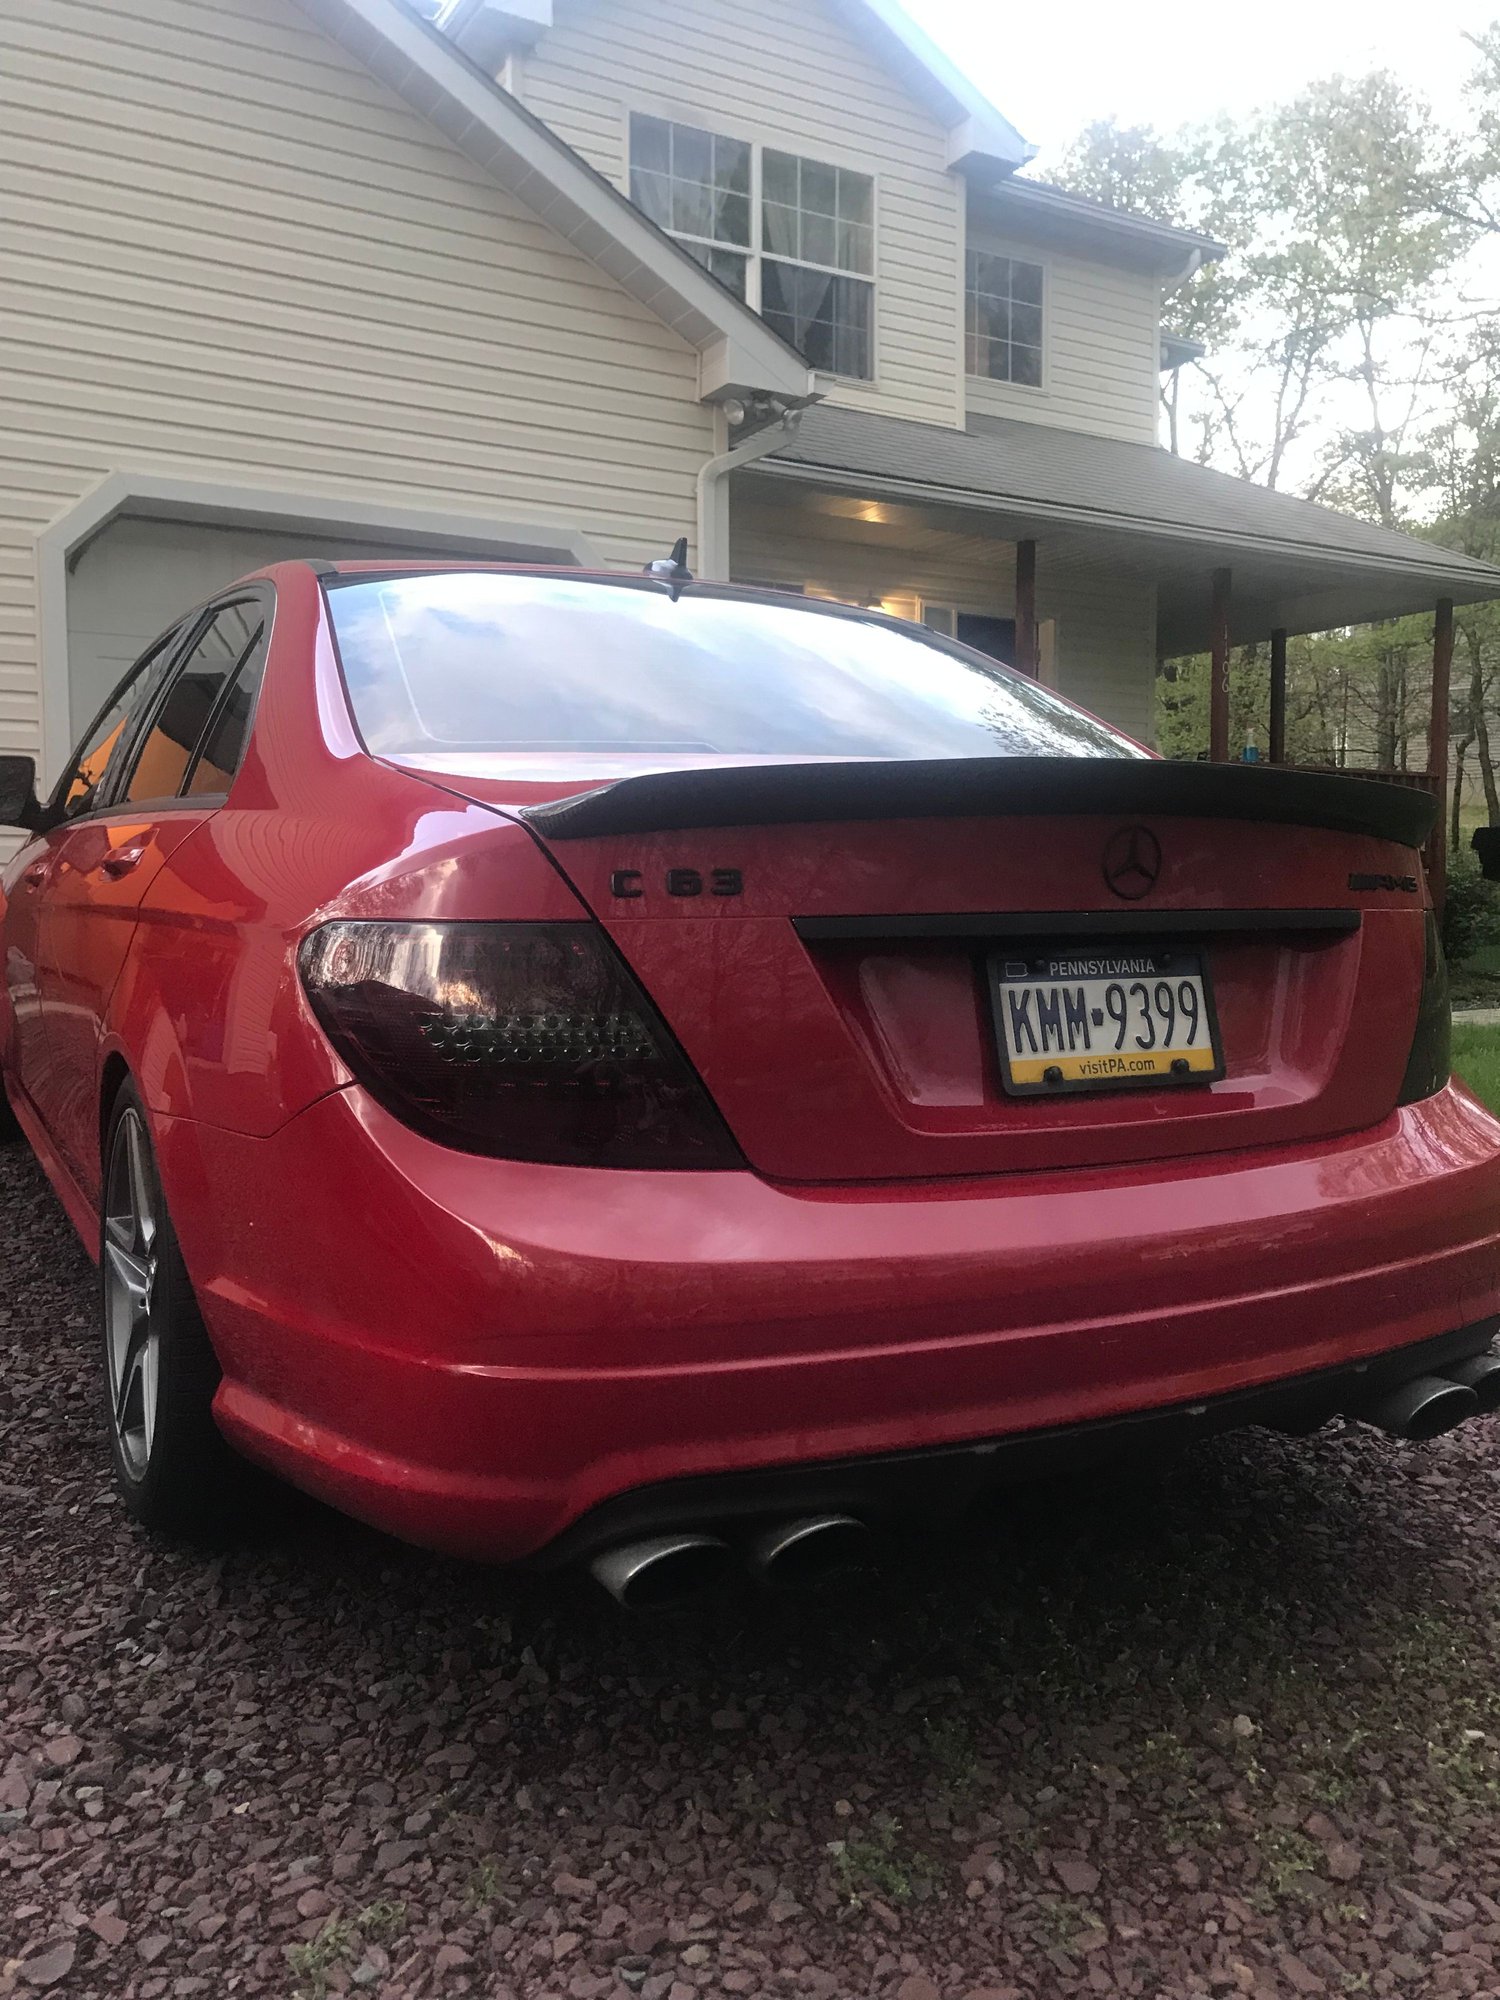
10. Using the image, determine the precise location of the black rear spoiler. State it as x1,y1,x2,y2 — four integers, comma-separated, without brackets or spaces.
522,757,1437,849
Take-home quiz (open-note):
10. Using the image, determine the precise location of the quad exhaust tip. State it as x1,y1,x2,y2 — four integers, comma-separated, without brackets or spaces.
590,1516,872,1607
589,1533,733,1610
747,1513,872,1590
1443,1353,1500,1413
1355,1374,1478,1442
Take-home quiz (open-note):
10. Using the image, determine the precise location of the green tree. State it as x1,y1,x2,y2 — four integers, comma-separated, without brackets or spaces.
1058,76,1461,494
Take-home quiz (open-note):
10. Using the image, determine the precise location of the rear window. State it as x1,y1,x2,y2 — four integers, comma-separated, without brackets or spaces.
326,572,1142,765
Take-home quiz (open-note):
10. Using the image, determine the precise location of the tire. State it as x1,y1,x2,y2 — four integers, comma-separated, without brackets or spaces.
99,1083,257,1537
0,1077,22,1143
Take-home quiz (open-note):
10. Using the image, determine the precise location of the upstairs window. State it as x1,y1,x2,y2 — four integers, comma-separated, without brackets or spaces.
761,149,874,380
629,114,751,297
628,113,876,381
966,251,1044,387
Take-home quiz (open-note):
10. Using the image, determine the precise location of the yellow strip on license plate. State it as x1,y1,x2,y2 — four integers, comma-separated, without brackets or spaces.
990,947,1223,1095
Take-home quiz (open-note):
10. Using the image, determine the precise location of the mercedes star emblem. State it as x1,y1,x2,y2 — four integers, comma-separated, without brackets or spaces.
1102,825,1162,900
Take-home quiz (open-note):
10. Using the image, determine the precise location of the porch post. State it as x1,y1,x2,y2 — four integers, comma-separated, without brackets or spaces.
1014,538,1038,677
1209,567,1232,762
1429,596,1455,913
1268,628,1288,765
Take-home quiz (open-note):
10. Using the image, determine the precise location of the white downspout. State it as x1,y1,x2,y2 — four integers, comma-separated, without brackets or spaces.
696,406,806,582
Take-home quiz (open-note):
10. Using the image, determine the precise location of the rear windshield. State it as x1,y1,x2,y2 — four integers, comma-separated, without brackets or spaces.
326,572,1143,765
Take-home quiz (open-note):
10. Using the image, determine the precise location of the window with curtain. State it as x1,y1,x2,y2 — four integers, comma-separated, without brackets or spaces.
965,250,1044,386
628,114,876,380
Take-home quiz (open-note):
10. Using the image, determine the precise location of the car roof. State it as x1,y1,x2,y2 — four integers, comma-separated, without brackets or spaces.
213,558,873,623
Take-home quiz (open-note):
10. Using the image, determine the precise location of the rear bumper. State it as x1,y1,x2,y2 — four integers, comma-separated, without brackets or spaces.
158,1081,1500,1564
536,1318,1499,1567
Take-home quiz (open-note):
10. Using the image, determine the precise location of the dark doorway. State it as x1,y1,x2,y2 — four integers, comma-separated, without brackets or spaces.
956,613,1017,666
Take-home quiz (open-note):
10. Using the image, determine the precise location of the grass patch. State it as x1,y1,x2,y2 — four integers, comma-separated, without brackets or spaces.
464,1856,506,1911
827,1815,940,1906
287,1903,410,1997
287,1919,360,2000
357,1900,408,1943
1453,1022,1500,1114
922,1715,980,1798
1033,1896,1106,1948
1250,1826,1322,1906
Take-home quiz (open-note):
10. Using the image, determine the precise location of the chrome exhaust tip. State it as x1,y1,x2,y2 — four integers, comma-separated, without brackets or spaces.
1354,1374,1479,1442
589,1533,732,1610
1444,1353,1500,1413
747,1514,871,1590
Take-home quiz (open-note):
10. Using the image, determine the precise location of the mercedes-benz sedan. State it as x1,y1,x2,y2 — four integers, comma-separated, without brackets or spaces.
3,562,1498,1606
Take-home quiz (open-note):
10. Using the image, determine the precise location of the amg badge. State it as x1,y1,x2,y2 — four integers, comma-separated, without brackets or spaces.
1348,872,1418,893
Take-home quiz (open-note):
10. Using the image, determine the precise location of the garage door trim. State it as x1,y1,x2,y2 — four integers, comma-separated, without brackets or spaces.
37,473,601,784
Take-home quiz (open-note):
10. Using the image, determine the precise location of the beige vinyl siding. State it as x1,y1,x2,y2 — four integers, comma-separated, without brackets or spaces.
520,0,964,430
1037,567,1158,742
0,0,714,776
965,229,1163,446
732,486,1158,741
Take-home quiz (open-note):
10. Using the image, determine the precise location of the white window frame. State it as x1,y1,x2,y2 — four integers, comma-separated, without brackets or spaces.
626,109,879,386
626,113,756,298
961,240,1050,393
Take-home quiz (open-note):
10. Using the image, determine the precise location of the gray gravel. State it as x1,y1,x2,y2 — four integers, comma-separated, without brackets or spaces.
4,1133,1500,2000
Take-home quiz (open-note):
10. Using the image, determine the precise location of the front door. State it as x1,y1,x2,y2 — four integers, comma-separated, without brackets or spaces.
956,613,1017,667
1,830,60,1114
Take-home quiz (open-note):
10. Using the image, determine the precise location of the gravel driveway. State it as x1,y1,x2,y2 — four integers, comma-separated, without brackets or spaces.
4,1135,1500,2000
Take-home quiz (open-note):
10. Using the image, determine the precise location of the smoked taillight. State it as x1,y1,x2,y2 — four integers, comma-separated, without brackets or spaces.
299,920,741,1168
1398,909,1451,1106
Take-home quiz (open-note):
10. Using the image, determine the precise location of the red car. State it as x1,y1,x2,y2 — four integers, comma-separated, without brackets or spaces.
3,561,1499,1606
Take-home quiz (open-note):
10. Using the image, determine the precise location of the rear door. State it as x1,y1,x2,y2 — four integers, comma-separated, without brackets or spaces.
37,597,268,1195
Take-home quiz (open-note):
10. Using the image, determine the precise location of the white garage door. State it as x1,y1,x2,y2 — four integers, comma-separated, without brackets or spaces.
65,515,563,738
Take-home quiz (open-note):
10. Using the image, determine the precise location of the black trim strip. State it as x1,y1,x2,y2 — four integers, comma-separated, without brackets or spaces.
531,1317,1498,1569
523,756,1437,848
794,908,1362,941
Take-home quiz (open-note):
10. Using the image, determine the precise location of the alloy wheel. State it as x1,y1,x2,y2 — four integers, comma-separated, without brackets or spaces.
103,1108,160,1481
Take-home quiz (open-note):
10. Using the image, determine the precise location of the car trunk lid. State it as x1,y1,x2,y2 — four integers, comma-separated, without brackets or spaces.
397,754,1436,1183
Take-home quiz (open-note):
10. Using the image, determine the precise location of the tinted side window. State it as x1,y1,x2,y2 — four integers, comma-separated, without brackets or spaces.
123,602,263,805
184,624,269,799
57,626,185,821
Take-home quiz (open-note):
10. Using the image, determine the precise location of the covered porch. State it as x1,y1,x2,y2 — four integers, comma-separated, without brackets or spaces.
732,403,1500,898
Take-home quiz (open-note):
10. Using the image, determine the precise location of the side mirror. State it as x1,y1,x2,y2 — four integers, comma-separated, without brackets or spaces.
0,755,43,832
1473,827,1500,883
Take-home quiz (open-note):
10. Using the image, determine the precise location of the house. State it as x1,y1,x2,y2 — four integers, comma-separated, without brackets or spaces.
5,0,1499,835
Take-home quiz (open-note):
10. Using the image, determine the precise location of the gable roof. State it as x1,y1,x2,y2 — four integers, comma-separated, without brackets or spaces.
293,0,814,403
974,178,1225,282
823,0,1034,172
442,0,1035,174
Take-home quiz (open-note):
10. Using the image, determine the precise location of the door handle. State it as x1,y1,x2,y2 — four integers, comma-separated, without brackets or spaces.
21,859,49,888
98,843,148,880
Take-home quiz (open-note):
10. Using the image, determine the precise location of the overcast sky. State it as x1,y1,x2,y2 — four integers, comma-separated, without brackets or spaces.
906,0,1493,166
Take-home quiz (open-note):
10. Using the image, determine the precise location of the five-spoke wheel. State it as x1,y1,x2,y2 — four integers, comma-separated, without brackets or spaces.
104,1105,160,1481
99,1082,258,1534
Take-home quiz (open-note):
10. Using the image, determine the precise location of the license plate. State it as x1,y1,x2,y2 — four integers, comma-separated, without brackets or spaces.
989,945,1224,1096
